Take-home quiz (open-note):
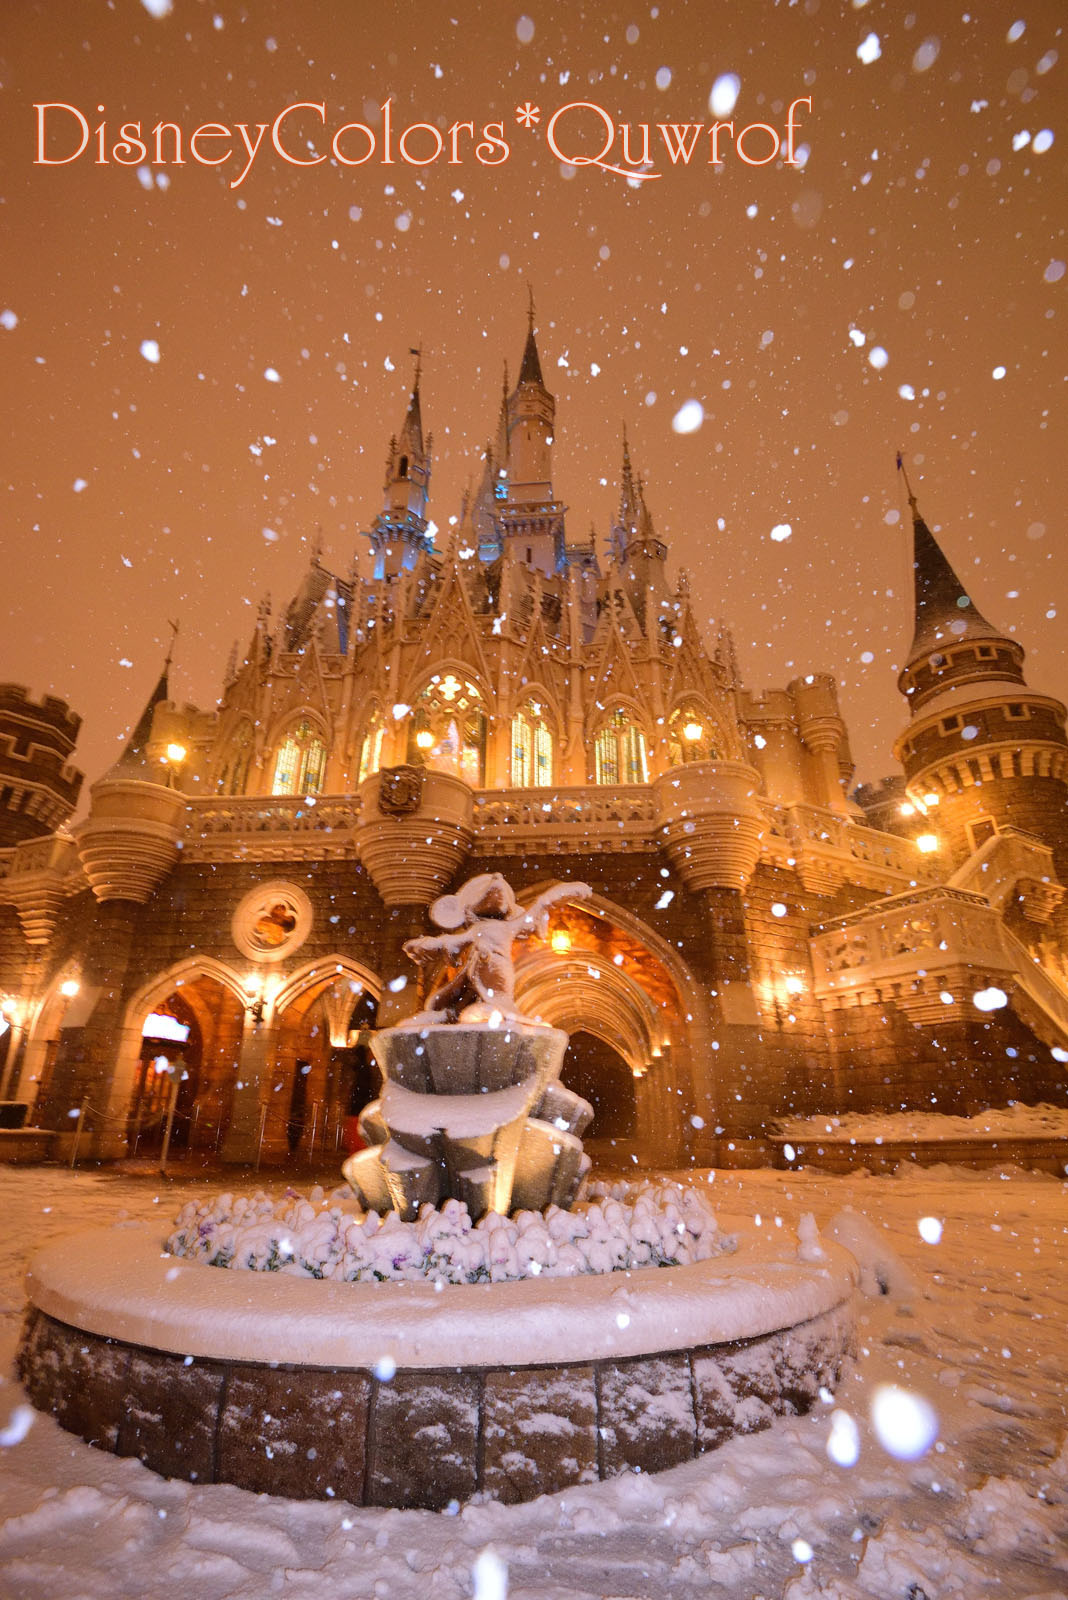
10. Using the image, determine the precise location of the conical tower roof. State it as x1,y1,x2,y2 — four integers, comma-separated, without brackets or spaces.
107,664,170,779
906,505,1003,664
517,291,545,387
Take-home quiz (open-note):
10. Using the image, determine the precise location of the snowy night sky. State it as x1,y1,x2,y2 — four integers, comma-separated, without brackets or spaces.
2,0,1065,791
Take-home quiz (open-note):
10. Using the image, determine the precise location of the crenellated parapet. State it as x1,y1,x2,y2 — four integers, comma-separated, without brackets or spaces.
0,684,84,848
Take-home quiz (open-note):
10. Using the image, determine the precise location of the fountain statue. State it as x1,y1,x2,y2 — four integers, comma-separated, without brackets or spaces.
342,873,594,1220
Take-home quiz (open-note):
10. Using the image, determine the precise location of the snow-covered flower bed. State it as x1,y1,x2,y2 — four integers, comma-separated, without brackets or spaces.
165,1179,735,1284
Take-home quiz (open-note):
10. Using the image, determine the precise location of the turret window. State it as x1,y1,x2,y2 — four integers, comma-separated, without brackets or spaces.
594,709,648,786
272,718,327,796
511,701,553,787
667,706,720,766
408,674,487,786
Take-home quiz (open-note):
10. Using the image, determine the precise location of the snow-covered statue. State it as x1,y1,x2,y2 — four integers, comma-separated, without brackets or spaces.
404,873,591,1025
343,873,595,1221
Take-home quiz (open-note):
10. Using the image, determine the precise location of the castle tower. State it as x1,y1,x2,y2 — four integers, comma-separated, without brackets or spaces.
0,685,83,848
500,299,566,574
367,357,433,579
893,488,1068,873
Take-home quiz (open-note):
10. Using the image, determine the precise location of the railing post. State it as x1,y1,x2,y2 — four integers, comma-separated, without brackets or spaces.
159,1069,181,1176
254,1103,268,1172
70,1097,89,1169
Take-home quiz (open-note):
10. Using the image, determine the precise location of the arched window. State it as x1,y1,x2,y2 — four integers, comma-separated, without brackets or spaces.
667,706,720,766
407,673,487,786
271,718,327,796
358,718,385,784
511,700,553,788
594,709,648,786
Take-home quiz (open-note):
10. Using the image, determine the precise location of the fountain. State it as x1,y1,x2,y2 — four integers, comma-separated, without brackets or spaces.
343,874,594,1220
17,872,858,1508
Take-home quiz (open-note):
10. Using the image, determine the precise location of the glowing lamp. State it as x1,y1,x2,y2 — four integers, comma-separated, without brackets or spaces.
165,742,187,764
784,975,805,996
916,833,939,854
899,802,915,816
922,792,940,806
60,979,80,998
415,729,435,751
550,929,572,954
682,721,703,743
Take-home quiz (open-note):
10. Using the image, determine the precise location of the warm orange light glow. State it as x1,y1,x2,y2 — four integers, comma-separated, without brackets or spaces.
165,742,187,764
916,833,939,854
682,721,703,742
415,729,435,750
784,975,804,996
59,979,80,998
900,802,915,816
923,792,940,806
550,929,571,954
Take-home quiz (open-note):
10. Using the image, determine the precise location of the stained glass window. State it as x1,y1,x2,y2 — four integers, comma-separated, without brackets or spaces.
272,718,328,796
594,709,647,785
511,701,553,787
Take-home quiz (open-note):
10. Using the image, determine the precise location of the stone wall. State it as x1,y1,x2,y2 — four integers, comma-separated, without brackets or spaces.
18,1299,853,1508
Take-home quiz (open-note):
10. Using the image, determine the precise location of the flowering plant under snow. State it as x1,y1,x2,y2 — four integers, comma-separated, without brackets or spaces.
164,1179,735,1284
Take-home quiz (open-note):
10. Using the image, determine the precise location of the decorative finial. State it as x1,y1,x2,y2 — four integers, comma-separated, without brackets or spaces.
527,283,535,326
163,618,179,669
896,450,918,513
409,344,423,388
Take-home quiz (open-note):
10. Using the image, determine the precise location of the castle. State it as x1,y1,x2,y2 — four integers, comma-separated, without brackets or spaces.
1,311,1066,1169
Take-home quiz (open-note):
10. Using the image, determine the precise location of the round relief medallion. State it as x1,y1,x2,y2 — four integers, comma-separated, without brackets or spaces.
231,881,313,964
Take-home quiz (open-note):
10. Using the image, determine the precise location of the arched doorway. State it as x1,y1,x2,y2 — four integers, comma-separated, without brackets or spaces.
134,975,246,1155
128,993,201,1156
271,962,383,1163
515,888,710,1166
105,961,249,1160
562,1032,637,1139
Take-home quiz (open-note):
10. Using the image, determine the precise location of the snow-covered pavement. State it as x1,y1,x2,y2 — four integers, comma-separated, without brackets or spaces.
0,1162,1065,1600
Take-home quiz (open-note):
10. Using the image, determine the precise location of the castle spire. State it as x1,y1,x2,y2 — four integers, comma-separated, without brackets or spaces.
111,652,172,776
502,296,562,571
368,358,433,578
518,286,544,386
895,466,1026,718
899,460,1000,665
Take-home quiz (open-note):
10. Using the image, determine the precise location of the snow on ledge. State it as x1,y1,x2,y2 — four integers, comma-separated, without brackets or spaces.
25,1219,858,1371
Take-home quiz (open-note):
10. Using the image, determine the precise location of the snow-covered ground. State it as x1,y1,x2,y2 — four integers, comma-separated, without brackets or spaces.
0,1162,1066,1600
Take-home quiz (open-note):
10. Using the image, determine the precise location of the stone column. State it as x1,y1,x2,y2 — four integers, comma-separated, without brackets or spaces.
652,763,768,1165
41,900,140,1160
221,1011,282,1165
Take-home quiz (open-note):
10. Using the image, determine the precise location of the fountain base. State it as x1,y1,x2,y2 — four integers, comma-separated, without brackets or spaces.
18,1218,857,1508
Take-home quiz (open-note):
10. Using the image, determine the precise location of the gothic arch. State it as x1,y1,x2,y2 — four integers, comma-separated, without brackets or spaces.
99,955,250,1138
273,955,383,1017
514,885,714,1162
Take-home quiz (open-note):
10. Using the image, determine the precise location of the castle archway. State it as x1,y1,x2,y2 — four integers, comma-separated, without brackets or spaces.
514,888,712,1166
102,957,248,1156
271,959,383,1160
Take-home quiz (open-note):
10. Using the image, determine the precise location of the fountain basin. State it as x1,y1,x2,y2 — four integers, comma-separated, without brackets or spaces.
19,1219,857,1508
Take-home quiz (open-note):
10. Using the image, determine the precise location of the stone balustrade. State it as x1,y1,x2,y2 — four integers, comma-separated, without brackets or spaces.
178,783,942,899
810,884,1068,1041
184,795,360,861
